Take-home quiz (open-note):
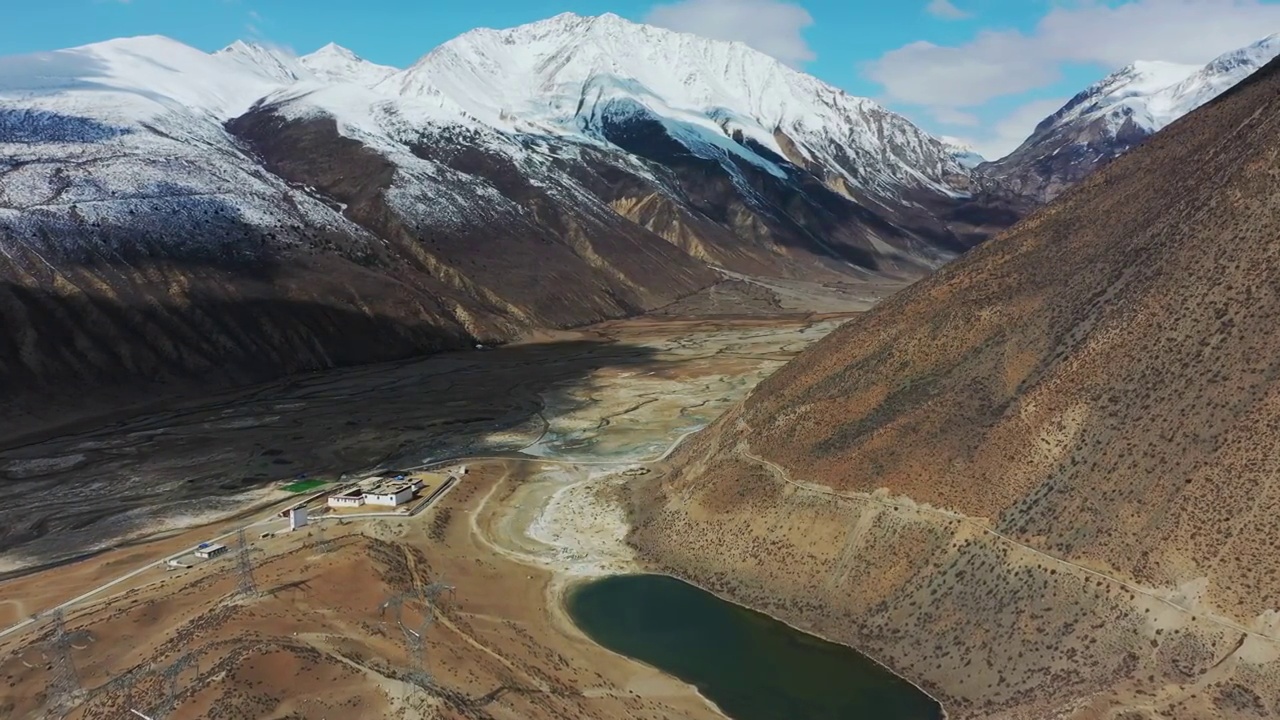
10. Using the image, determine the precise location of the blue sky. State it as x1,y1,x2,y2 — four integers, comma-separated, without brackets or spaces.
5,0,1280,157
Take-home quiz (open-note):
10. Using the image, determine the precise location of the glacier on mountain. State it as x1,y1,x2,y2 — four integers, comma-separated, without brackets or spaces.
381,12,968,196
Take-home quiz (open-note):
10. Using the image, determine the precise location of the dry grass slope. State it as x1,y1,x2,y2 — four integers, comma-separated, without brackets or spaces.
631,57,1280,719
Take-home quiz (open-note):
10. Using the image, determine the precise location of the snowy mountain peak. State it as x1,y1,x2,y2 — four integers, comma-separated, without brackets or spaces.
1203,32,1280,74
215,40,305,83
1069,60,1197,111
1117,60,1201,86
391,13,964,194
984,30,1280,202
311,42,360,60
0,35,295,121
939,136,986,169
1026,32,1280,148
299,42,397,87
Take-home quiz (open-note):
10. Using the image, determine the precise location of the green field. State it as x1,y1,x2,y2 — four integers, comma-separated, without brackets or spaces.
282,479,328,493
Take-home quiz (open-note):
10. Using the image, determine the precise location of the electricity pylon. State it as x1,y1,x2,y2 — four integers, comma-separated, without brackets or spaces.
234,527,261,598
45,609,90,717
378,590,436,692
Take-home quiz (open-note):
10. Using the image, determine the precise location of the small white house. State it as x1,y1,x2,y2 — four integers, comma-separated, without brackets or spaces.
365,484,416,507
195,544,228,560
288,507,309,530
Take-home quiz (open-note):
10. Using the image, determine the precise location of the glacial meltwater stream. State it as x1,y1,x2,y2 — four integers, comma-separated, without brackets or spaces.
567,574,942,720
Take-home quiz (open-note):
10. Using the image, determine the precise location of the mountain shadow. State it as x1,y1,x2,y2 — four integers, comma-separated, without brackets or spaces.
0,320,663,570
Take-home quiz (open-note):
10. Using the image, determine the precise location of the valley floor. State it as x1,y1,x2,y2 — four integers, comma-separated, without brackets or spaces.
0,313,847,720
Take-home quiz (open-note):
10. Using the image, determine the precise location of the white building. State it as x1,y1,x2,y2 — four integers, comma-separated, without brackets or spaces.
365,484,416,507
288,507,309,530
327,490,365,509
195,544,228,559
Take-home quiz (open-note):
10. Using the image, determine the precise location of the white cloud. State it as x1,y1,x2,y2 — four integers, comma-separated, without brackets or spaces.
926,0,970,20
645,0,816,67
867,0,1280,108
955,97,1069,160
867,0,1280,159
930,106,980,126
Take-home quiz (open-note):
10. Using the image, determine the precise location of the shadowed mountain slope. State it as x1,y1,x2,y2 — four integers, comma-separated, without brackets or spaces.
0,19,1026,423
632,55,1280,720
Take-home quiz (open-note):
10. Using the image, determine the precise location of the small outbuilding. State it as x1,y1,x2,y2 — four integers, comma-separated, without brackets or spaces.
195,544,228,560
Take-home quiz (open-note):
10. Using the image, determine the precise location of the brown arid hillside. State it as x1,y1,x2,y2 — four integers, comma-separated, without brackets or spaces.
629,56,1280,719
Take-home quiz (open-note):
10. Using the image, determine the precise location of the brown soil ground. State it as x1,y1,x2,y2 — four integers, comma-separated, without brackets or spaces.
0,462,725,720
2,314,851,720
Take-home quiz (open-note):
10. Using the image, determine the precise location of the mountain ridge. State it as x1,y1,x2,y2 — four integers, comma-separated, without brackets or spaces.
0,14,1020,423
386,12,971,198
982,32,1280,201
632,51,1280,720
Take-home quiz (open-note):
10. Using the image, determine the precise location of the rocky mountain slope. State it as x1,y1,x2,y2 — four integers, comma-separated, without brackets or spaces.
632,52,1280,719
984,32,1280,201
0,15,1022,428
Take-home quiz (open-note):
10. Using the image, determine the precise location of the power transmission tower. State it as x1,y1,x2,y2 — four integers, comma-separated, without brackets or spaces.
81,663,148,720
234,528,260,598
45,609,86,717
109,651,200,720
423,578,456,610
314,522,333,554
378,591,436,693
153,652,200,718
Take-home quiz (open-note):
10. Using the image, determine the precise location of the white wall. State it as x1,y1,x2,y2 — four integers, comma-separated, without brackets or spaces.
365,487,414,506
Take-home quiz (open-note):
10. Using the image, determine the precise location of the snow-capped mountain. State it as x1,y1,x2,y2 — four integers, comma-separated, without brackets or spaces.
299,42,397,87
0,35,288,122
1040,60,1201,134
216,39,308,84
0,14,1020,415
939,136,986,170
388,13,968,196
984,33,1280,201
